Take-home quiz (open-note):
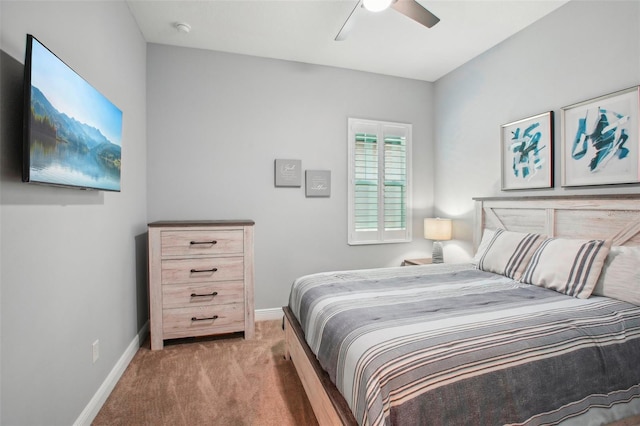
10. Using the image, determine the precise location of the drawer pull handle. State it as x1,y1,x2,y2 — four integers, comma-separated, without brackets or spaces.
190,291,218,298
191,315,219,322
190,240,217,245
190,268,218,273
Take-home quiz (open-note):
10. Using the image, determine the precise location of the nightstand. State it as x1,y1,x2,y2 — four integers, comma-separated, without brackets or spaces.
402,258,433,266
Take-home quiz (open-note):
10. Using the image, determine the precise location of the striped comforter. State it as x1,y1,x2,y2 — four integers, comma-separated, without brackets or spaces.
288,263,640,426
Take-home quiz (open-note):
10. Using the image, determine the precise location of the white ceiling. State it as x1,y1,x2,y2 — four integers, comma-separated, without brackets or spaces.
126,0,569,82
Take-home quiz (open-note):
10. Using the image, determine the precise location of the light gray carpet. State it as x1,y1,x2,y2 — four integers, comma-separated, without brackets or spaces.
93,320,318,425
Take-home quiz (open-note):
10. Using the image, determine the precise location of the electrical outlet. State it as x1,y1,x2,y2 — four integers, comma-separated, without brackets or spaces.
92,340,99,363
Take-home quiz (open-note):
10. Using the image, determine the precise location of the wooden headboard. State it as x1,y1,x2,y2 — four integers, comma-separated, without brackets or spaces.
473,195,640,249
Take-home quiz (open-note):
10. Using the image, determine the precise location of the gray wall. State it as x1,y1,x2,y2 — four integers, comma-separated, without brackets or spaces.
147,44,435,310
434,0,640,262
1,0,638,423
0,2,147,424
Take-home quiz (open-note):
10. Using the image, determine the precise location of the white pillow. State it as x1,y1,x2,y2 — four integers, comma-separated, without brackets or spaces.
521,237,611,299
476,229,545,280
592,246,640,306
471,228,496,266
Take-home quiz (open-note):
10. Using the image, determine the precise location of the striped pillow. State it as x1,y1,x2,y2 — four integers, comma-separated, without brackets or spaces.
521,237,611,298
477,229,544,280
471,228,496,266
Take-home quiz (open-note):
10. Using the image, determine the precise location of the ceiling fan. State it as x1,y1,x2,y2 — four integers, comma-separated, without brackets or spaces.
335,0,440,41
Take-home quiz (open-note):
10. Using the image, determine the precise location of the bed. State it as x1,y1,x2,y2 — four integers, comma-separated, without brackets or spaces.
283,195,640,426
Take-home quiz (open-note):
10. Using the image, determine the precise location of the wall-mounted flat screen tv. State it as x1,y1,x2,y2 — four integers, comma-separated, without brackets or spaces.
23,34,122,191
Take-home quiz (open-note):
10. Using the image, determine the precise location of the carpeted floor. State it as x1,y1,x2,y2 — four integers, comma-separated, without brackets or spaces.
93,320,318,425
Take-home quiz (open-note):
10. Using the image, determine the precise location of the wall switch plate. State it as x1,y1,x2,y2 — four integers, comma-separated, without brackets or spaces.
92,340,99,363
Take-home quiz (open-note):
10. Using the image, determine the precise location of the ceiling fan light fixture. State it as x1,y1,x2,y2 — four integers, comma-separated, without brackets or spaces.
362,0,393,12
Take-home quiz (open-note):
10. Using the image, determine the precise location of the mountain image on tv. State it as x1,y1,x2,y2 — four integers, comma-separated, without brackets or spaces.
26,36,122,191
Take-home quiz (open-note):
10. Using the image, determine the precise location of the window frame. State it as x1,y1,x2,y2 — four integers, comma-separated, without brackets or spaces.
347,118,412,245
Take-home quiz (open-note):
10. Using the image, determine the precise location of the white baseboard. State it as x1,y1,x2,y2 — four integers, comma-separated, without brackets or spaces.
74,321,149,426
76,308,284,424
255,307,285,321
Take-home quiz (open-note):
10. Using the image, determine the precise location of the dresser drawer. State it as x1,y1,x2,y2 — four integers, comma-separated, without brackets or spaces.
162,281,244,309
162,304,244,339
161,257,243,284
161,229,244,257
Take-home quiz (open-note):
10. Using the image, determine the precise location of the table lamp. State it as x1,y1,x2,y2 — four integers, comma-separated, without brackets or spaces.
424,218,452,264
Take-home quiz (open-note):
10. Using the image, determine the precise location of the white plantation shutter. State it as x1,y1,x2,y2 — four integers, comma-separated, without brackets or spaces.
348,118,412,245
384,132,407,232
354,130,378,232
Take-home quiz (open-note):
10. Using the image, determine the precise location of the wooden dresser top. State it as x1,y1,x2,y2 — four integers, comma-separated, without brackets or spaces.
148,220,255,227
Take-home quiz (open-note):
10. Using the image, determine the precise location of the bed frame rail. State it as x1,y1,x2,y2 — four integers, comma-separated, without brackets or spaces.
283,306,357,426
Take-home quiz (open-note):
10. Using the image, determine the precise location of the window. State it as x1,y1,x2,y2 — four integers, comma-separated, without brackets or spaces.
348,118,412,245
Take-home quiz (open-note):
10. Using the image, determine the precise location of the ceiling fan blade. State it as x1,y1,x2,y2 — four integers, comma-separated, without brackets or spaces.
335,0,363,41
391,0,440,28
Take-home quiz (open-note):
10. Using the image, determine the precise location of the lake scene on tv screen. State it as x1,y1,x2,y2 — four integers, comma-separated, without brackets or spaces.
28,37,122,191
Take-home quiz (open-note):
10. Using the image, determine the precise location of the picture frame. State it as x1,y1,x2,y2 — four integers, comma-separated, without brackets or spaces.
561,86,640,187
274,159,301,187
305,170,331,197
500,111,554,190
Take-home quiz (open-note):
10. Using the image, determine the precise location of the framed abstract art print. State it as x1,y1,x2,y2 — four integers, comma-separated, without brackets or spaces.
561,86,640,187
501,111,554,190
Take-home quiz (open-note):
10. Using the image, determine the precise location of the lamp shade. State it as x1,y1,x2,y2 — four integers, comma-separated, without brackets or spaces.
424,218,452,241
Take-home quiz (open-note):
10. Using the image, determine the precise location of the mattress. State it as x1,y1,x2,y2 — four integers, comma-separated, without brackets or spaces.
288,263,640,426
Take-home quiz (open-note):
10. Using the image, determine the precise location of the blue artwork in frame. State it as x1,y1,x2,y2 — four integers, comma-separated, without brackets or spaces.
562,86,640,187
501,111,554,190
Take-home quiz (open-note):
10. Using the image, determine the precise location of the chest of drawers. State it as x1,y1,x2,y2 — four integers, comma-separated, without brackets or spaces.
148,220,255,350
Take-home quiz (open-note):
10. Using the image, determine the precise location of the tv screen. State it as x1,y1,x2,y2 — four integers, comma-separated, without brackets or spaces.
23,34,122,191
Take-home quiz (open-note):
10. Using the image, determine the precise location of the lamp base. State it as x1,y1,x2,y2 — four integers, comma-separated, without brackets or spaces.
432,241,444,264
